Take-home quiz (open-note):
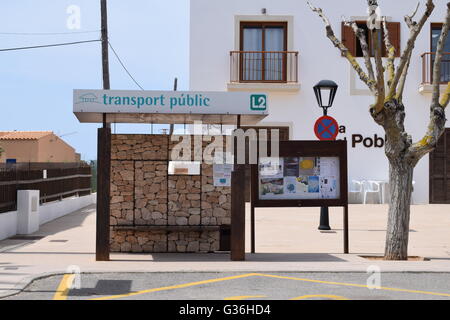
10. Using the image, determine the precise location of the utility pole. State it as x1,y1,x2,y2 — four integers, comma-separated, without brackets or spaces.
169,77,177,135
101,0,110,93
96,0,111,261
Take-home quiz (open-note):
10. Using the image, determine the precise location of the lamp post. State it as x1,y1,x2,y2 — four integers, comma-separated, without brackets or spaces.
313,80,338,231
313,80,338,116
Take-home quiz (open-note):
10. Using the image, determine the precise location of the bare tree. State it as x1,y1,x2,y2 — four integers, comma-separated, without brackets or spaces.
308,0,450,260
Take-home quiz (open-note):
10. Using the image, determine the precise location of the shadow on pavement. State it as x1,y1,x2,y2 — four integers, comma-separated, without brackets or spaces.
114,252,348,262
68,280,132,297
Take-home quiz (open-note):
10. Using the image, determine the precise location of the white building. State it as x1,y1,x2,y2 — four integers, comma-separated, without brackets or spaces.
189,0,450,204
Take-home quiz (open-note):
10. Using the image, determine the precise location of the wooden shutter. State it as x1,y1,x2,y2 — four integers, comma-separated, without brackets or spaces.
386,22,401,57
341,22,356,56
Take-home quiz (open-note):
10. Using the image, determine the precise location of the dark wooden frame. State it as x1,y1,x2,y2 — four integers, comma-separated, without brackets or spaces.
429,23,450,84
96,127,111,261
239,21,288,83
429,128,450,204
354,21,387,58
250,140,349,253
431,23,444,52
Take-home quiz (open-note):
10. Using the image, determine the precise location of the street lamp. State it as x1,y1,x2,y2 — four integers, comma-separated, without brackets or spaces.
313,80,338,116
313,79,339,231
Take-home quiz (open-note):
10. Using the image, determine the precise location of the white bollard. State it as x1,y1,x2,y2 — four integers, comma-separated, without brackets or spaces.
17,190,40,235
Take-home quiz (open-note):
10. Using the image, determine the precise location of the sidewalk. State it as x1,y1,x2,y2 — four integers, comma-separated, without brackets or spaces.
0,203,450,298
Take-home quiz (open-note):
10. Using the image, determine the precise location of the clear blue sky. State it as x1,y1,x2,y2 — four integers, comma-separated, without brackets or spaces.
0,0,189,160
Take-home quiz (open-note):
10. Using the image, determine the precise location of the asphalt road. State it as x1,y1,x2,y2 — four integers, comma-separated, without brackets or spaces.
3,272,450,300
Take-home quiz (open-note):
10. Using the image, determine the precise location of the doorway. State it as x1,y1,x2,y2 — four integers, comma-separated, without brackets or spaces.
429,128,450,203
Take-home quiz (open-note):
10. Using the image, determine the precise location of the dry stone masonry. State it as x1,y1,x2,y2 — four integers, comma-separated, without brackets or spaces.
109,134,231,253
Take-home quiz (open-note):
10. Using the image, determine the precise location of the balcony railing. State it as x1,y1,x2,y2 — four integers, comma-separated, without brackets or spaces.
421,52,450,84
230,51,299,83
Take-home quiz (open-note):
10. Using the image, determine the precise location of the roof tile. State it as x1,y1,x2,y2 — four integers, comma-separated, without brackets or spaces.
0,131,53,140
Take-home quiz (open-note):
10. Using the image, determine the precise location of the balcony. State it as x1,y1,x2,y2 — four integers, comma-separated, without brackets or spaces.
228,51,300,92
419,52,450,94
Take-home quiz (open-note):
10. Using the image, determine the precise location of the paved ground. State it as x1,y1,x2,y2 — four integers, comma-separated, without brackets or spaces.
1,203,450,299
3,272,450,300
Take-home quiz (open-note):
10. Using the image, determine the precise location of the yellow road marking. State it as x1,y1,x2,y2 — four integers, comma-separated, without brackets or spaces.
90,273,260,300
53,274,75,300
224,295,266,300
254,273,450,298
291,294,349,300
87,272,450,300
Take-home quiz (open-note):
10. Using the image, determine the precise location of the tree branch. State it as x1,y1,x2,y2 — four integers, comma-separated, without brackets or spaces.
396,49,413,101
408,3,450,164
440,82,450,108
404,2,420,28
372,27,386,113
388,0,435,100
307,1,376,92
382,17,396,87
343,17,376,82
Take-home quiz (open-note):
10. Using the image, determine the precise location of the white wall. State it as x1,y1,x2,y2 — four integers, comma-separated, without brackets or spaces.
189,0,450,203
0,210,18,240
39,193,96,225
0,194,96,241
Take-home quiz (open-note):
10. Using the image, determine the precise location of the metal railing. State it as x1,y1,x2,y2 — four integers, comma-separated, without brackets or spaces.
421,52,450,84
230,51,299,83
0,165,92,213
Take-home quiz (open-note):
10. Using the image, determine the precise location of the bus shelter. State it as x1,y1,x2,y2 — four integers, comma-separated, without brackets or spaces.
73,89,268,261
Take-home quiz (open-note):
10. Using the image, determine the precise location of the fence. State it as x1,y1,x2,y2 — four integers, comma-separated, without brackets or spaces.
0,165,92,213
421,52,450,84
230,51,299,83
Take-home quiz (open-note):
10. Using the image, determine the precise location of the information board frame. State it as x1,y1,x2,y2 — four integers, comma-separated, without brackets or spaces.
250,140,349,253
251,140,348,207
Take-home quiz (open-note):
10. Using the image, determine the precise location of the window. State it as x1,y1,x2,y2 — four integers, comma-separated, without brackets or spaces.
240,22,287,82
342,21,400,58
431,23,450,83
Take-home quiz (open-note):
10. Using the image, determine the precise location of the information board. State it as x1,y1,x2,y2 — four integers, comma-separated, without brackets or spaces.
258,156,340,200
251,140,348,207
249,140,349,255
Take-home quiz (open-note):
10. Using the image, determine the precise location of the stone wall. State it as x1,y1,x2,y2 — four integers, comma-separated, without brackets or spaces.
135,161,167,225
109,134,231,253
168,175,201,226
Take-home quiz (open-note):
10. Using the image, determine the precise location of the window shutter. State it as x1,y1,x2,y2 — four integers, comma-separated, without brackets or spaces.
386,22,401,57
341,22,356,56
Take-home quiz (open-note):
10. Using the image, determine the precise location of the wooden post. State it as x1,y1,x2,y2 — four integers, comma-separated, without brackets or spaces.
96,127,111,261
250,201,255,254
231,164,245,261
343,204,349,254
231,115,245,261
250,164,256,254
96,0,112,261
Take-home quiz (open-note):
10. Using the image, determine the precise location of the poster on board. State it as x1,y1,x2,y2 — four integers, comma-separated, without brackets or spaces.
258,156,340,200
213,164,233,187
213,151,233,187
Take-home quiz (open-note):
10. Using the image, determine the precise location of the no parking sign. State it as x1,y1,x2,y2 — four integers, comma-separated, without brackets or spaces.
314,115,339,141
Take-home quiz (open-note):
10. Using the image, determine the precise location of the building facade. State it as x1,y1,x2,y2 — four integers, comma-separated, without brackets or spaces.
0,131,80,163
189,0,450,204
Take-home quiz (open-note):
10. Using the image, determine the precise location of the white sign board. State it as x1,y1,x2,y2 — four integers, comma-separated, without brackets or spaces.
73,89,268,124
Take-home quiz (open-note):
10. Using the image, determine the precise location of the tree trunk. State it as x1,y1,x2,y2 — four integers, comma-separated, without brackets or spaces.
384,159,414,260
